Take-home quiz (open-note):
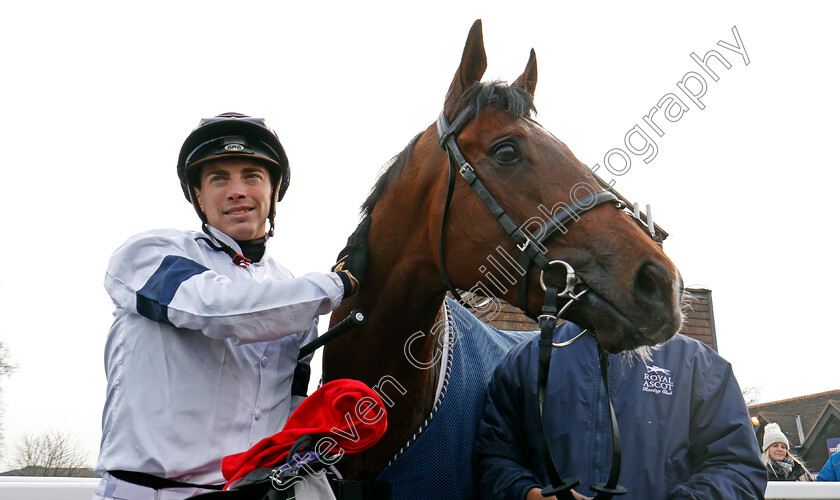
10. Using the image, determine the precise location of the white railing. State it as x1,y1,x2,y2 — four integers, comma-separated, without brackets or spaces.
764,481,840,499
0,476,99,499
1,475,840,499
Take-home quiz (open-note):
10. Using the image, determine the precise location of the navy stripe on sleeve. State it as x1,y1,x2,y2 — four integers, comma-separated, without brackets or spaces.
136,255,209,325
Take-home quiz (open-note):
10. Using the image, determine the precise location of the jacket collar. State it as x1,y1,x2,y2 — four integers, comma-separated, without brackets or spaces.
203,224,243,255
201,224,272,264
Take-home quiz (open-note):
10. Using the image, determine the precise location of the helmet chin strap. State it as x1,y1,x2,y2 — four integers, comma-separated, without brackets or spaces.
266,183,279,238
196,224,253,268
188,186,209,227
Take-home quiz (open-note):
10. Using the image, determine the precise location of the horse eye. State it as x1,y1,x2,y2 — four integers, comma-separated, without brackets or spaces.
494,143,521,165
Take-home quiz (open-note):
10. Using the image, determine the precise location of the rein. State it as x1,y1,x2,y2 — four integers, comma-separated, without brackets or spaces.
435,105,628,499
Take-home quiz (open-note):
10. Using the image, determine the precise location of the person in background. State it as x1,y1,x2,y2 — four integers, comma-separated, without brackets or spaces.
762,423,814,481
816,447,840,481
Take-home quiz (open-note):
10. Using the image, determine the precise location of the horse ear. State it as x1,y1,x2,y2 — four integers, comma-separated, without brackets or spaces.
444,19,488,117
512,49,538,96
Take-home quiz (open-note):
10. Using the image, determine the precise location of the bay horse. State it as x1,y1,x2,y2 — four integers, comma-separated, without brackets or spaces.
323,19,683,493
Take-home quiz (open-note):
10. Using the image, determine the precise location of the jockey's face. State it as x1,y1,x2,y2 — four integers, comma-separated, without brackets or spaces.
194,159,273,241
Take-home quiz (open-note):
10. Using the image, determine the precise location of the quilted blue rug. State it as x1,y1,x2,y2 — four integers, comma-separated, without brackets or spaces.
376,297,534,499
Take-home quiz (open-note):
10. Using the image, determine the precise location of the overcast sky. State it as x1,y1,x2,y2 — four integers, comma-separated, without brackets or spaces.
1,1,838,465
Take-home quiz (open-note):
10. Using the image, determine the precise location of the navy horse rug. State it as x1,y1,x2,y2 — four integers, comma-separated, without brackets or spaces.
376,297,534,499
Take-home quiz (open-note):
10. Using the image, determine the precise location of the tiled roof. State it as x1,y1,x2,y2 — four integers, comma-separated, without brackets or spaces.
470,298,537,332
749,389,840,447
679,288,716,351
474,287,717,351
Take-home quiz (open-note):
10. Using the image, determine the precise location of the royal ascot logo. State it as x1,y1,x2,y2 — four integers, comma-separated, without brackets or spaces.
642,364,673,396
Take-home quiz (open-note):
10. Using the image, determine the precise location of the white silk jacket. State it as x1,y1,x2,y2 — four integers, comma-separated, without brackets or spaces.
93,225,344,499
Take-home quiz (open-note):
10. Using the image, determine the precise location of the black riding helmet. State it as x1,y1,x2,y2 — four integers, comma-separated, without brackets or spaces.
177,112,290,237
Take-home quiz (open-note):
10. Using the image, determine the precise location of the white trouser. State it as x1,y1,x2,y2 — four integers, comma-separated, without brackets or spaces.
91,472,215,500
91,471,335,500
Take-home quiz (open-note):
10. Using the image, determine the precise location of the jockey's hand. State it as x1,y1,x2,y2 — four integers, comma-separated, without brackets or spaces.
332,216,371,298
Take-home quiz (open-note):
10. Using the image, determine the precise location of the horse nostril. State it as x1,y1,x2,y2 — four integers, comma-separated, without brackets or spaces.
635,263,671,306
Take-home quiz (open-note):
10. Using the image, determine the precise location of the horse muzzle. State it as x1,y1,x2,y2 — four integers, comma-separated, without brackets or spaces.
545,260,684,353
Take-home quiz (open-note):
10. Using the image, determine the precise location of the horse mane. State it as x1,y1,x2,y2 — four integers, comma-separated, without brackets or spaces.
361,133,422,216
360,81,536,216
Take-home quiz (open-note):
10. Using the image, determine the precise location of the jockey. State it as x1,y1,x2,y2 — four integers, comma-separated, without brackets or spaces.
92,113,368,500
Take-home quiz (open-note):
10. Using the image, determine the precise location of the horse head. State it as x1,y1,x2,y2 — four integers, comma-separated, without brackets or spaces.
433,20,682,352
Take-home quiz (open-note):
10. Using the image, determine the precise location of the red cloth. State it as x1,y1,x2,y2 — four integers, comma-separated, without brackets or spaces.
221,379,388,488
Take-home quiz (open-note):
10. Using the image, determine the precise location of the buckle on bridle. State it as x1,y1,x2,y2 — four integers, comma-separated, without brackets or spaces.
539,260,578,299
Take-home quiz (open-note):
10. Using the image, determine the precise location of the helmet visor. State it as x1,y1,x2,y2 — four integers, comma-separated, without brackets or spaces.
185,135,282,171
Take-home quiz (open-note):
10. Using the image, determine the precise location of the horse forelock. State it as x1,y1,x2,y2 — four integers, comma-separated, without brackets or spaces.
455,80,536,123
360,81,535,216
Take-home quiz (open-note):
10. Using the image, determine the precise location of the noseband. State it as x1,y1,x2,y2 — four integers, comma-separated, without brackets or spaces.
436,105,628,499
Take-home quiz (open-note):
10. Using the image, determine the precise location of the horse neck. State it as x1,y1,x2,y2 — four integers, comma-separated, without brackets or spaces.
322,153,452,476
346,134,450,373
337,208,447,385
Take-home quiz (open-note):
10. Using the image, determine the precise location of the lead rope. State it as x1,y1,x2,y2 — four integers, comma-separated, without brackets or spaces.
537,284,627,499
590,348,627,499
536,285,579,500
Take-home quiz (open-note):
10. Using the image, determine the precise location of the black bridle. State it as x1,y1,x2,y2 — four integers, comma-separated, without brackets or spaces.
436,104,623,312
436,104,628,499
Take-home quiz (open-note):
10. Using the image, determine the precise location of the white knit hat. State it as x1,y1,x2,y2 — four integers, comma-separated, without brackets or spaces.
763,423,789,452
